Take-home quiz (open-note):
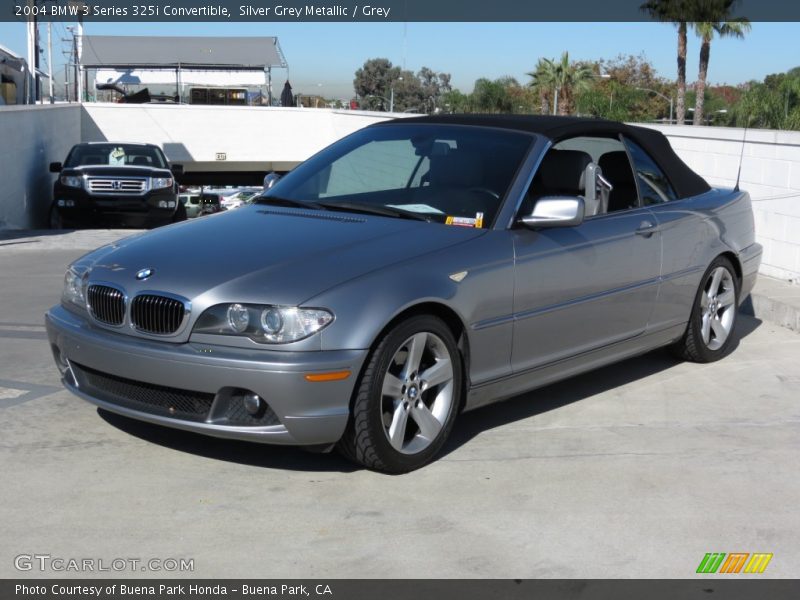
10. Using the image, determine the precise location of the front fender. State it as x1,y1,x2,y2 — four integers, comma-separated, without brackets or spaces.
306,231,516,385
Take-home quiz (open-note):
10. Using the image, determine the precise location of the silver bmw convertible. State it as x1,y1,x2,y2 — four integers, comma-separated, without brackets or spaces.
46,115,762,473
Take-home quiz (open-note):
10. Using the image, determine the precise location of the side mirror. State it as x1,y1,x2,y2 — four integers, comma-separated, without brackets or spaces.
170,164,184,177
519,196,585,229
263,171,281,190
49,162,63,173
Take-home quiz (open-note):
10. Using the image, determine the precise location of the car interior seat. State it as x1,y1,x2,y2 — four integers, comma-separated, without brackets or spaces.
598,151,639,212
131,156,151,166
520,149,592,216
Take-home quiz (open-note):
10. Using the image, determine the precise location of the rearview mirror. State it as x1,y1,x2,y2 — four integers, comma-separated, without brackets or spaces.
49,162,62,173
519,196,585,229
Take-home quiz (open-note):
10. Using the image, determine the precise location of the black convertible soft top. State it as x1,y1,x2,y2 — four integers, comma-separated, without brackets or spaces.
383,114,711,199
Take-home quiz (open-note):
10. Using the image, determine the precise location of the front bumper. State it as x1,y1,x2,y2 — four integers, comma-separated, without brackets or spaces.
45,305,367,446
54,187,178,227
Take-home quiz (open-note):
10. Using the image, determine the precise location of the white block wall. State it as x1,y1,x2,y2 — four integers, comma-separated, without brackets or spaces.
0,104,81,229
81,103,399,172
644,124,800,282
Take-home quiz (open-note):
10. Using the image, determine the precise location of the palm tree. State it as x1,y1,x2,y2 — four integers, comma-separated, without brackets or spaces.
641,1,689,124
693,17,750,125
527,58,556,114
526,52,594,116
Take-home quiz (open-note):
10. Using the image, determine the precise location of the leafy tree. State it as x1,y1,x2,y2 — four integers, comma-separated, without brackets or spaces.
417,67,452,113
440,89,471,113
353,59,452,113
471,77,520,113
353,58,401,110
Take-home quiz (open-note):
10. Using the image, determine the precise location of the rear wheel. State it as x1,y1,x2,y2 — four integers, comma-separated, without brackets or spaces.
672,256,739,363
337,315,463,473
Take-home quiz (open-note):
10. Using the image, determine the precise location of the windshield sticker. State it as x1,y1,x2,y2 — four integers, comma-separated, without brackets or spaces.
386,203,444,215
445,212,484,228
109,147,126,166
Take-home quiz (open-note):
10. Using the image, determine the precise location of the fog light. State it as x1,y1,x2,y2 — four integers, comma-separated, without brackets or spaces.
57,199,65,207
167,200,176,208
243,392,264,416
65,199,75,207
158,200,168,208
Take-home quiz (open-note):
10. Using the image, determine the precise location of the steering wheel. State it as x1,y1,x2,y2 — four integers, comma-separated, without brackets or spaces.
467,187,500,201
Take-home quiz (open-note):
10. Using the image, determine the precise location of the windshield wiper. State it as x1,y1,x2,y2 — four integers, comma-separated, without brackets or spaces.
253,196,326,211
317,201,430,222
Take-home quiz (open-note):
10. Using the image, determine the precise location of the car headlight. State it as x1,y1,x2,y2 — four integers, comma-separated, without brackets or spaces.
62,267,87,308
193,304,333,344
151,177,173,189
59,175,82,188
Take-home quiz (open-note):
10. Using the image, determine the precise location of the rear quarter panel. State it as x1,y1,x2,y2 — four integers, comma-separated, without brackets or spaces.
646,188,758,332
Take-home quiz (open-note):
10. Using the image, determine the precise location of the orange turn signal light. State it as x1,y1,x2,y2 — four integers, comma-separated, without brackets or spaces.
304,370,352,382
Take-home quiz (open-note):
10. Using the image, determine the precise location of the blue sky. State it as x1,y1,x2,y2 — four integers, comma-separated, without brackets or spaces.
1,21,798,98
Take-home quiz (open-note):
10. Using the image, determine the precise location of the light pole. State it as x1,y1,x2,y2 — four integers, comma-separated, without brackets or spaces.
636,87,674,124
389,76,403,113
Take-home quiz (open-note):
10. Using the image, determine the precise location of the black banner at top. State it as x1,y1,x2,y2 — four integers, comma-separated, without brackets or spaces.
5,0,800,22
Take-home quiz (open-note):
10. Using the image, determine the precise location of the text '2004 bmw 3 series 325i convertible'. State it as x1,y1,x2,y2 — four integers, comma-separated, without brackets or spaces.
46,115,762,473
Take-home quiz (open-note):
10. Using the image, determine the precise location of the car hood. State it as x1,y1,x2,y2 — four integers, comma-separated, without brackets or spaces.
81,205,485,306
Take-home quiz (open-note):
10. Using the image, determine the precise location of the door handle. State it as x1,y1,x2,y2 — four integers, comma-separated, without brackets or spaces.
635,220,660,237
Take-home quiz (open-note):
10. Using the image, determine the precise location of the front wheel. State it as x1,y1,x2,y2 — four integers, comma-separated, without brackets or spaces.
672,256,739,363
337,315,463,473
48,203,67,229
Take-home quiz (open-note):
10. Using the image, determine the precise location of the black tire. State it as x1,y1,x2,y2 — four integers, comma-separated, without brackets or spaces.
48,203,65,229
337,315,463,474
172,202,187,223
671,256,740,363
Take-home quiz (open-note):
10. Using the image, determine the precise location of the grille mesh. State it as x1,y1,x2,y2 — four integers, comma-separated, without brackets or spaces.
72,362,214,422
87,178,147,194
87,285,125,326
131,294,185,335
224,396,281,426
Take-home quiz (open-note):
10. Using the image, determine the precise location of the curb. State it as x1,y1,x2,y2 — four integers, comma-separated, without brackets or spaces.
741,275,800,333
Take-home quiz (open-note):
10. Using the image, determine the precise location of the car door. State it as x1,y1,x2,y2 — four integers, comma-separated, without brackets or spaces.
620,136,711,333
511,138,662,373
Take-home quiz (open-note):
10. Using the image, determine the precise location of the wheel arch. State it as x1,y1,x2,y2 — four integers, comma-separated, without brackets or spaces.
719,250,743,284
360,301,471,413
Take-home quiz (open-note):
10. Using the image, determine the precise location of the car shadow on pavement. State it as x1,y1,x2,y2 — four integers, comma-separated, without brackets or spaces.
440,314,762,459
97,315,761,473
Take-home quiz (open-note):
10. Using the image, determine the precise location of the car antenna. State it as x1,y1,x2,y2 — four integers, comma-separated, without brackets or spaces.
734,118,749,192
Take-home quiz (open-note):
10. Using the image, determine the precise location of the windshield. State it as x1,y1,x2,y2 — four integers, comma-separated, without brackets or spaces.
64,144,168,169
256,124,533,227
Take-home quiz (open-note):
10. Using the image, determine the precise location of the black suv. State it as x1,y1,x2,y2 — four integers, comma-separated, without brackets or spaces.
49,142,185,228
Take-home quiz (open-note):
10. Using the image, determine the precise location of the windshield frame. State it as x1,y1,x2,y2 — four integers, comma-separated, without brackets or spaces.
257,122,539,230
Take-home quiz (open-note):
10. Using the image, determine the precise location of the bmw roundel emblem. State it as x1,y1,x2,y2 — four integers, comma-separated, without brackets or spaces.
136,268,154,281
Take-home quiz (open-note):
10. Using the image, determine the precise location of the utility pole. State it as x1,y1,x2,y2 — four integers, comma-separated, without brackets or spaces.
76,16,84,102
66,26,78,103
47,22,54,103
25,0,39,103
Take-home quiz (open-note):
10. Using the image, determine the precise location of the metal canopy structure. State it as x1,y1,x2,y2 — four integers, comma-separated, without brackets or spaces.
80,36,287,70
80,36,288,104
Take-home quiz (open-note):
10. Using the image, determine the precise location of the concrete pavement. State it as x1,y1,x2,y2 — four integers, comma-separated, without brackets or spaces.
0,230,798,579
